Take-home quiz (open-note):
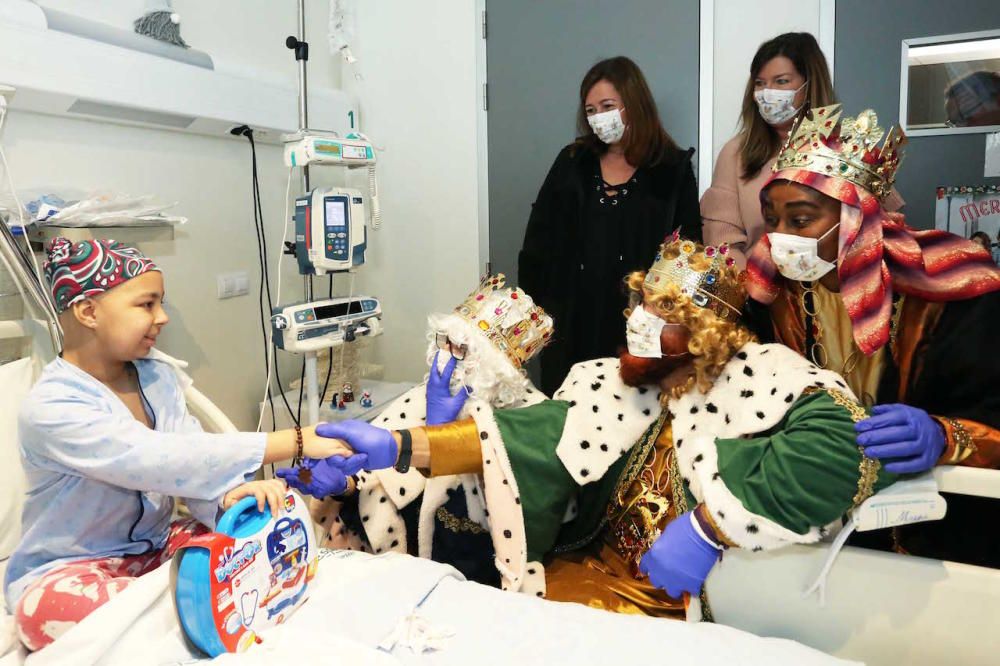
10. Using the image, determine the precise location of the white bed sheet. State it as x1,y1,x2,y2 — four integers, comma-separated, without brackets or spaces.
0,549,855,666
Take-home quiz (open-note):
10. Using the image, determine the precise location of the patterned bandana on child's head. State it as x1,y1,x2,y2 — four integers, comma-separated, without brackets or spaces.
44,237,160,314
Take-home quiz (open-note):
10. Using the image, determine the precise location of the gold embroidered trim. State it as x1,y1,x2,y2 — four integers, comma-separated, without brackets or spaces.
943,417,977,463
668,447,689,516
553,413,669,555
609,413,671,519
889,294,906,350
820,387,881,506
699,589,715,623
605,415,676,568
824,387,868,423
436,506,488,535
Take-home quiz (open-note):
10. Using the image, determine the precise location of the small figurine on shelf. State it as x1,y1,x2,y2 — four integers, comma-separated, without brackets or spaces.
342,382,355,403
337,396,347,411
329,392,339,409
359,390,373,409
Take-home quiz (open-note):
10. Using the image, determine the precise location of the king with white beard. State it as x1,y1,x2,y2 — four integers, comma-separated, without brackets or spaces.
309,275,554,585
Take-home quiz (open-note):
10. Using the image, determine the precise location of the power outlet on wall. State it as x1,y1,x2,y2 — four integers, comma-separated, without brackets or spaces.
216,271,249,299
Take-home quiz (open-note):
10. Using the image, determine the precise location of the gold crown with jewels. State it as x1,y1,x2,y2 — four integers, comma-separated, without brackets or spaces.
453,274,554,368
773,104,906,201
643,232,746,322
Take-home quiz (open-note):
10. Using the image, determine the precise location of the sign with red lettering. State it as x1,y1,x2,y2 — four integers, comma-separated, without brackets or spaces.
936,186,1000,241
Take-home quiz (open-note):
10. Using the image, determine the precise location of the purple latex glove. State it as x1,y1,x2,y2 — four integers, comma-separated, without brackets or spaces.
426,352,471,425
855,404,946,474
638,512,721,598
276,453,369,498
315,419,397,470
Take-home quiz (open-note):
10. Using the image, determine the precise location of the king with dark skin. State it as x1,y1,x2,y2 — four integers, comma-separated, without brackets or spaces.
762,180,843,293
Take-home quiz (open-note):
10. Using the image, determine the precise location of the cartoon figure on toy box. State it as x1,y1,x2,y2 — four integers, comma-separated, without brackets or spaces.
174,492,318,656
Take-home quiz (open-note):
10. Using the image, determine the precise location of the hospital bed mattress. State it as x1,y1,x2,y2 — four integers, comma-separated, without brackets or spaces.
0,550,854,666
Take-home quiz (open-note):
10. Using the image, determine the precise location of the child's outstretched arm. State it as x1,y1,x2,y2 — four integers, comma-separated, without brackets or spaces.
20,392,355,504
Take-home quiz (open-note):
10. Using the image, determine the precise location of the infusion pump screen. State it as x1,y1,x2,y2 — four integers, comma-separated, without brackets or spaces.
315,301,364,319
325,198,348,229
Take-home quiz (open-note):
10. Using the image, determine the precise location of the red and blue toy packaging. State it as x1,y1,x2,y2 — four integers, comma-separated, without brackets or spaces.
174,491,318,655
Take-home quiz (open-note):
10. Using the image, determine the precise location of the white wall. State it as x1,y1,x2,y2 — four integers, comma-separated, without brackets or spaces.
2,0,483,428
36,0,342,89
339,0,484,382
704,0,834,189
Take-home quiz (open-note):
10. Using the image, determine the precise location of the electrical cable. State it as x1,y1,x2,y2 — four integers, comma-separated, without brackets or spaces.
0,101,62,341
250,134,300,431
321,275,334,404
237,128,280,438
255,167,295,434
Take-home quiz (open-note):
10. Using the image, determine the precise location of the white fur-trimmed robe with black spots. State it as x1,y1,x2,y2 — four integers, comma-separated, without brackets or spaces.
315,343,892,598
309,380,552,590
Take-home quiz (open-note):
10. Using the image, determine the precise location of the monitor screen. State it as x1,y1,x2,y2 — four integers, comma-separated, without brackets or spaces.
324,197,347,229
315,302,350,319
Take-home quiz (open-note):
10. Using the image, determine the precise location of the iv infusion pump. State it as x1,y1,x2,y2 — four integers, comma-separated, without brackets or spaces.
294,187,367,275
272,296,382,354
283,131,375,168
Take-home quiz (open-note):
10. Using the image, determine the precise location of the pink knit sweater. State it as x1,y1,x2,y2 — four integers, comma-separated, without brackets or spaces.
700,135,774,268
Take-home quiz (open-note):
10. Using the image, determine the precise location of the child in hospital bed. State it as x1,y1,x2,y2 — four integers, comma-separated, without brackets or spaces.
3,238,350,652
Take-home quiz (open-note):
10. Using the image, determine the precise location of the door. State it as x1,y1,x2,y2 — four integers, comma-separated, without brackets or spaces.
485,0,701,284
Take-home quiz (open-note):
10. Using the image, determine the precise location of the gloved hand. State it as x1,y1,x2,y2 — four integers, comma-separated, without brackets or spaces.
315,420,398,470
855,404,946,474
276,453,370,498
638,511,721,599
426,352,471,425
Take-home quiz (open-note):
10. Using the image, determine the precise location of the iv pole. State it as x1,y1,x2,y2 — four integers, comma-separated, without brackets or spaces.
287,0,320,425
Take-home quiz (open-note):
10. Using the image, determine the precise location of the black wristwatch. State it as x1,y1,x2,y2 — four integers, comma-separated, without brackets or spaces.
394,429,413,473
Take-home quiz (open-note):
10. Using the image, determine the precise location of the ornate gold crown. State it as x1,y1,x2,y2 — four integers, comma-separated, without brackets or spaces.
453,274,554,368
643,232,746,322
774,104,906,200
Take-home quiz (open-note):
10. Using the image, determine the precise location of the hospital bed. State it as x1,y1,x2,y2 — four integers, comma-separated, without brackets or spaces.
1,316,998,665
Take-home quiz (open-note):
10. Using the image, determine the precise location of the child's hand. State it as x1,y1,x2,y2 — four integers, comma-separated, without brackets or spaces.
302,424,355,459
223,479,288,517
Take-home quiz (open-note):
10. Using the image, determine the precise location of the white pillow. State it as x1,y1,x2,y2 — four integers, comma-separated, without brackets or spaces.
0,358,34,561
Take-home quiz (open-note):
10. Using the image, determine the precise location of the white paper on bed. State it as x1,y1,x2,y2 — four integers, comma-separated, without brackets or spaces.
4,549,856,666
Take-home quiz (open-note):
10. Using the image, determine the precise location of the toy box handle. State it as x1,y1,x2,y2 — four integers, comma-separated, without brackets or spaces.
217,496,273,538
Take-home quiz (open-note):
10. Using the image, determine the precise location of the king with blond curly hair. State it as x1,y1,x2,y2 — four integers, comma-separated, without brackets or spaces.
280,234,901,619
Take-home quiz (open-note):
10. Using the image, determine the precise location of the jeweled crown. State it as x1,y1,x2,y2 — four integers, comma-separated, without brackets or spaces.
773,104,906,201
643,232,746,322
453,274,554,368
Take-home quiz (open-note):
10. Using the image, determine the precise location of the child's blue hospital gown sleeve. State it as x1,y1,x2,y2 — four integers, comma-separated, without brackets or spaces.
19,393,263,500
4,357,266,609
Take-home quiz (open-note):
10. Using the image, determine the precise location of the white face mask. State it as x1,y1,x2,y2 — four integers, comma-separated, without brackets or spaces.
587,107,626,144
625,305,666,358
754,81,807,126
768,223,839,282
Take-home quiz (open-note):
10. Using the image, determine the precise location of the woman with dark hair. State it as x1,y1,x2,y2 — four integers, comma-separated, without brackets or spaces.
701,32,893,267
519,56,700,395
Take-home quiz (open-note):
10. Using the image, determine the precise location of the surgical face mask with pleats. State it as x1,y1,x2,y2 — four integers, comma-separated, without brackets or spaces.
767,223,840,282
625,305,667,358
587,107,626,144
754,81,807,126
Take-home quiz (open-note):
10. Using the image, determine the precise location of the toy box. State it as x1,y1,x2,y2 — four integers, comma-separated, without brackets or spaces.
174,492,318,655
